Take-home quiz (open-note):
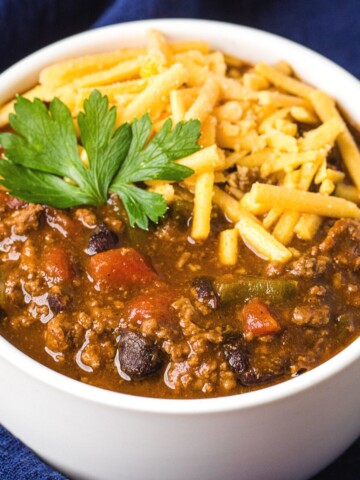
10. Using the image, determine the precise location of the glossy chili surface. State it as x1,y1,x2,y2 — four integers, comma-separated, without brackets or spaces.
0,188,359,399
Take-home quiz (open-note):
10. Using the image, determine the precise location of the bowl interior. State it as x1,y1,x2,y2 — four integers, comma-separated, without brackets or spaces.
0,18,360,414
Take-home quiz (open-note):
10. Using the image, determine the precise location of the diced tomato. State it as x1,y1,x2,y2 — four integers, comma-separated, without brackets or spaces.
88,248,158,288
125,289,176,325
42,246,73,284
45,207,80,238
242,298,281,336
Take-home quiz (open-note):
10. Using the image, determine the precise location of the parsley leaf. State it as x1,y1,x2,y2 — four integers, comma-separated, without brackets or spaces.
0,91,201,228
0,161,92,208
0,96,88,188
111,114,198,183
0,91,130,207
110,114,200,228
78,90,131,202
114,184,167,230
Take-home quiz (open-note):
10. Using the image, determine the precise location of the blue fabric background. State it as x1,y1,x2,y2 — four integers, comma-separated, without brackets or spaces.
0,0,359,78
0,0,359,478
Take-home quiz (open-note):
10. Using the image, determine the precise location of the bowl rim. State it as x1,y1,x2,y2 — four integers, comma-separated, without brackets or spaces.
2,334,360,414
1,18,360,416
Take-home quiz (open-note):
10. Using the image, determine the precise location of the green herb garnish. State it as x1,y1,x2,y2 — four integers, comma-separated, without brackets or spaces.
0,90,201,228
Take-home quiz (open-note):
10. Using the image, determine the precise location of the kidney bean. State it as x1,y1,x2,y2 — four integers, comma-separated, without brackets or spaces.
0,306,8,322
86,224,118,255
223,340,250,378
47,293,68,313
118,330,163,380
192,276,219,311
237,369,280,387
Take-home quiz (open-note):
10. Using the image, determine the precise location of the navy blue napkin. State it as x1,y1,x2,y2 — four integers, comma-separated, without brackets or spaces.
0,0,359,478
0,425,66,479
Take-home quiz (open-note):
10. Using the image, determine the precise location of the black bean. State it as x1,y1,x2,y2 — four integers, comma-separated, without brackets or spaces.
237,369,280,387
223,338,285,386
192,276,219,310
0,306,7,322
86,224,118,255
118,330,163,380
223,340,250,378
47,293,67,313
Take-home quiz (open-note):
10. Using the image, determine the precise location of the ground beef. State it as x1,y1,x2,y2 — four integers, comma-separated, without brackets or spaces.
77,330,116,371
45,316,70,352
320,219,360,270
81,341,102,370
4,204,43,235
288,247,331,278
308,285,327,297
74,208,97,228
164,298,227,393
172,297,223,349
225,165,260,195
292,305,331,326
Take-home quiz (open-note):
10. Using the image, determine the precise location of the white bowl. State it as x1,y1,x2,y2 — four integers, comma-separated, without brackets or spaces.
1,19,359,480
